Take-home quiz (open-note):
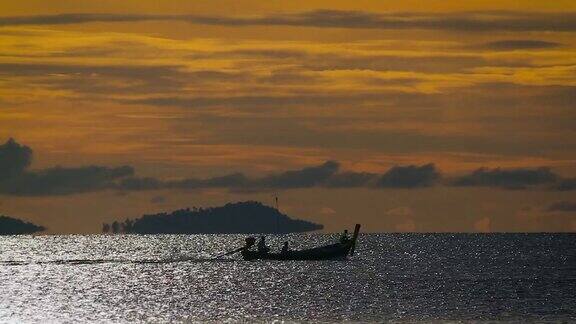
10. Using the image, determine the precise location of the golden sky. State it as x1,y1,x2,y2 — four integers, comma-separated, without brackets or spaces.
0,1,575,233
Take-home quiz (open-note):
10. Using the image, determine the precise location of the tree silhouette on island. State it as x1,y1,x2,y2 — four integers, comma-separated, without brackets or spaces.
0,215,45,235
102,201,323,234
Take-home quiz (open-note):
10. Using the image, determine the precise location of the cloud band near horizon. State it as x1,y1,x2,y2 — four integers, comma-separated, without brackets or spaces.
0,139,574,196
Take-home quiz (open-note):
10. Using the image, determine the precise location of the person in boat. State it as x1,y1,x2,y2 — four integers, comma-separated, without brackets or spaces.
245,236,256,250
257,235,270,253
339,229,350,244
281,241,289,255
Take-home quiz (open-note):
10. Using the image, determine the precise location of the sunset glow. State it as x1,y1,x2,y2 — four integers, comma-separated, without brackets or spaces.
1,1,575,233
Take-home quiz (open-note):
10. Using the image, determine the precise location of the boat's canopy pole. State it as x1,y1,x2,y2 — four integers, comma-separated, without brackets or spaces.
349,224,361,256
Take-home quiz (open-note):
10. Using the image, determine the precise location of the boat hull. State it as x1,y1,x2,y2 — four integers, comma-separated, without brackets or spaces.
241,242,352,261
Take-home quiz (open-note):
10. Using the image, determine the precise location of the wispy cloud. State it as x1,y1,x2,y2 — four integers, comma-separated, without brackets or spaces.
482,39,563,50
1,11,576,32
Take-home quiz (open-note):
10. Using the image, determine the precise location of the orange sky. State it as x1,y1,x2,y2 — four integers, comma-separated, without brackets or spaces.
0,1,575,233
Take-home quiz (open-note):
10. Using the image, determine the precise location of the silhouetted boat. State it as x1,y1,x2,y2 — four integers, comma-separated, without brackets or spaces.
241,224,361,261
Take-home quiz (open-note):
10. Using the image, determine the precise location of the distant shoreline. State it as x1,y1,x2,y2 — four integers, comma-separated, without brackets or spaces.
102,201,323,234
0,215,45,235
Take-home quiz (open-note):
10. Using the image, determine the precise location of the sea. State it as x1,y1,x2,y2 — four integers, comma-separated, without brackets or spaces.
0,234,574,323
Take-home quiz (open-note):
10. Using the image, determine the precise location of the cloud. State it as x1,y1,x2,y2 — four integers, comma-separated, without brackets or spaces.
201,49,490,73
118,163,341,192
118,177,162,191
0,62,248,96
119,161,398,192
452,167,559,189
127,84,576,118
1,11,576,32
377,163,440,188
119,82,576,159
0,62,183,79
302,53,490,73
483,40,562,50
1,139,574,196
119,161,342,192
0,165,134,196
122,161,439,192
555,178,576,191
547,201,576,212
257,160,340,189
323,171,378,188
0,138,32,180
0,139,436,195
0,138,134,196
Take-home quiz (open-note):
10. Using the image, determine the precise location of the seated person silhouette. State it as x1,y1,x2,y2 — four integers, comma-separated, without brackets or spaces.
281,241,289,255
245,236,256,250
257,235,270,254
339,230,349,244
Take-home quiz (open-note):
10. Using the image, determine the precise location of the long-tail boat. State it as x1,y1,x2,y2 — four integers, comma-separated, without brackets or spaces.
241,224,361,261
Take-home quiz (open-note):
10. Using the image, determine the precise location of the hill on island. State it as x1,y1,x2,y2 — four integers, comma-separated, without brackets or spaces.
0,215,45,235
103,201,323,234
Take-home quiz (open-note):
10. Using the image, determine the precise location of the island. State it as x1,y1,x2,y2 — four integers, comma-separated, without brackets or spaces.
0,215,46,235
102,201,323,234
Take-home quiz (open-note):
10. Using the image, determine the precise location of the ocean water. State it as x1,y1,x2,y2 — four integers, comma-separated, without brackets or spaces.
0,234,575,322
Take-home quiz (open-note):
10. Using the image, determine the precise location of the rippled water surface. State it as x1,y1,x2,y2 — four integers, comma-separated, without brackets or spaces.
1,234,575,322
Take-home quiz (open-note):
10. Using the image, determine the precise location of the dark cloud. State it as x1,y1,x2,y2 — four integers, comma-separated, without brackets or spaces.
555,178,576,191
193,49,493,73
116,161,340,192
118,177,162,191
1,138,431,196
1,11,576,32
119,161,436,191
547,201,576,212
0,13,184,26
0,138,134,196
128,84,576,117
1,139,574,196
0,62,187,95
0,138,32,180
258,160,340,189
377,164,440,188
0,62,248,96
323,171,378,188
0,62,182,79
303,54,491,73
212,49,310,60
258,70,320,85
120,162,343,192
483,40,562,50
0,165,134,196
452,167,559,189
